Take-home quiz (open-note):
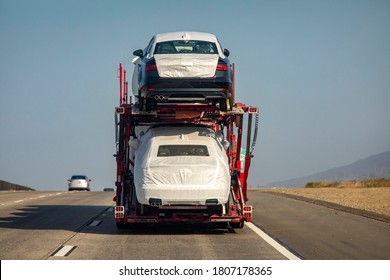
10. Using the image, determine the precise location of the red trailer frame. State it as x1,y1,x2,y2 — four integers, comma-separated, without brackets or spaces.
114,64,258,229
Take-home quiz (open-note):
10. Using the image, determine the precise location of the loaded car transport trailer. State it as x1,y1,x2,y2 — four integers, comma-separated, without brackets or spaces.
114,63,259,229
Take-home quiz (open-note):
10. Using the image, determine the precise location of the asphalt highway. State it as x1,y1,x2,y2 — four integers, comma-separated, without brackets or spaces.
0,190,389,260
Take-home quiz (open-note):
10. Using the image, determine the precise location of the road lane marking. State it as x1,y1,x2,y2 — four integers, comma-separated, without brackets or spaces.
247,222,301,260
0,192,69,208
51,245,76,257
89,220,102,227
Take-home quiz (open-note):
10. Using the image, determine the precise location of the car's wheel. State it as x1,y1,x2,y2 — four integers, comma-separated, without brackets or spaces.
226,198,232,215
138,96,144,111
145,98,154,112
212,222,229,229
230,220,244,229
219,99,228,111
228,96,234,110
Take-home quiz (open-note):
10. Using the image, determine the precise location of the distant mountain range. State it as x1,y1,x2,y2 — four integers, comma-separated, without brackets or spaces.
0,180,35,191
261,150,390,188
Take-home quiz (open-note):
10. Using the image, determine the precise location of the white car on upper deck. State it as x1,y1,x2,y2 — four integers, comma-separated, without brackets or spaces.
131,31,233,111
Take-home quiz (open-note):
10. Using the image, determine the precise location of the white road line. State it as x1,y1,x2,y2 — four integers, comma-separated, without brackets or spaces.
52,245,76,257
247,222,301,260
89,220,102,227
0,192,68,207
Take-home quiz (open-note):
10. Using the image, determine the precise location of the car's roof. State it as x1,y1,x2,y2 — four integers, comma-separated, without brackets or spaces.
149,124,214,134
144,125,217,143
154,31,218,43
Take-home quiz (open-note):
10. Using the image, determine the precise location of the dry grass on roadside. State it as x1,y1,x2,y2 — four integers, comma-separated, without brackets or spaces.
259,179,390,216
305,178,390,189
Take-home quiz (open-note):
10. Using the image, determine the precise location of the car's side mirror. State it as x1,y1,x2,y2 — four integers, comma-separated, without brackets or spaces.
223,48,230,57
133,49,143,57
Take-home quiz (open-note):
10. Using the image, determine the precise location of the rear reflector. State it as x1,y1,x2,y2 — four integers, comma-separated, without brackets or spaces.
115,107,125,114
216,63,228,71
243,205,253,218
115,206,125,218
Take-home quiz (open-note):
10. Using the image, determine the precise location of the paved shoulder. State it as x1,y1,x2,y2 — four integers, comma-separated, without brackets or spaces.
249,190,390,259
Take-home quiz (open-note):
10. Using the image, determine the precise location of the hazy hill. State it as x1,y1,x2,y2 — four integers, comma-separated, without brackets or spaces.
262,150,390,188
0,180,35,191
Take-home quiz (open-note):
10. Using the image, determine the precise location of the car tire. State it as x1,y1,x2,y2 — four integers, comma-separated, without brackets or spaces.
228,96,233,110
145,98,155,112
230,220,245,229
212,222,229,229
225,192,232,215
220,99,229,111
138,96,144,111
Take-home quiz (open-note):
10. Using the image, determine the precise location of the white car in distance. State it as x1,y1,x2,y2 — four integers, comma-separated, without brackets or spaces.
68,175,91,191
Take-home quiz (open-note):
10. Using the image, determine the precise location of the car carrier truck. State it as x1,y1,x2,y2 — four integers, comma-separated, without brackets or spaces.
114,63,259,229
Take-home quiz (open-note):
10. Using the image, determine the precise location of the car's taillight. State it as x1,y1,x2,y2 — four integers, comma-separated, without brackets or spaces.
216,63,228,71
146,63,157,71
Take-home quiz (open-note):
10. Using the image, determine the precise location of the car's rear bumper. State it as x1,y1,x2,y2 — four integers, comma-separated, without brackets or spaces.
68,184,90,191
145,87,230,101
136,184,229,206
138,75,232,96
68,187,90,191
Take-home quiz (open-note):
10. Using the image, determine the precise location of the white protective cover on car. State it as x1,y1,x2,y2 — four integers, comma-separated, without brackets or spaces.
133,125,230,206
154,54,219,78
132,32,226,94
153,32,223,78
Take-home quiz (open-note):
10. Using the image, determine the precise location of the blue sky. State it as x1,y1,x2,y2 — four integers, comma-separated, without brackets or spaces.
1,0,389,190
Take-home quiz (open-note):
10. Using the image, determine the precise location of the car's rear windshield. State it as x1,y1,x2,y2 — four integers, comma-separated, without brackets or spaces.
154,40,218,54
157,145,209,157
71,175,87,180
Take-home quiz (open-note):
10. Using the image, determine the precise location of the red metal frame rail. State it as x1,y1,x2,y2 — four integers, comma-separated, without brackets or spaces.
114,63,259,228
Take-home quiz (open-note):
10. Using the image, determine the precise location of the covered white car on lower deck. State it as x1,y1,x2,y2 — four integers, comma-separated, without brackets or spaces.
133,125,230,207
